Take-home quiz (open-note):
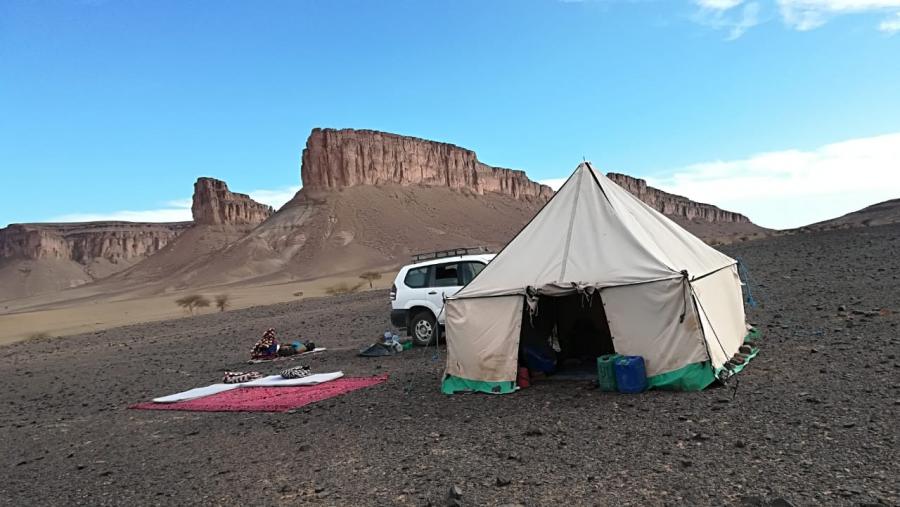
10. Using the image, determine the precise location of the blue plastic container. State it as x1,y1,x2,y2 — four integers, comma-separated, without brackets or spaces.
523,346,557,373
614,355,648,393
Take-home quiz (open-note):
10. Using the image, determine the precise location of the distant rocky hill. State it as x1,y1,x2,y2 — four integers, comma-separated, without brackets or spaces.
0,221,189,264
1,128,768,303
799,198,900,231
605,173,768,244
606,173,751,225
192,177,274,225
0,221,190,301
143,129,555,289
150,128,765,289
302,128,554,200
0,178,270,301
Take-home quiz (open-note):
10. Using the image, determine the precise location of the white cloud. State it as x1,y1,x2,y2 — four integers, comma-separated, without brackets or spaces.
249,185,301,211
696,0,745,9
687,0,900,35
644,132,900,229
729,2,762,38
164,198,193,209
44,183,302,224
539,178,569,191
692,1,762,39
878,10,900,30
50,208,193,223
778,0,900,30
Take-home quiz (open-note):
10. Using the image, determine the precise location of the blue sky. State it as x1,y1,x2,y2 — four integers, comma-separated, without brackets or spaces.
2,0,899,229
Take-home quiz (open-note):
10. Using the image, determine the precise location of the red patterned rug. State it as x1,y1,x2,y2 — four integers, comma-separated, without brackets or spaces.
130,375,388,413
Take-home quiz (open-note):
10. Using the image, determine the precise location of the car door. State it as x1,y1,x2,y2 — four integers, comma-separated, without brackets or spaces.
427,262,462,324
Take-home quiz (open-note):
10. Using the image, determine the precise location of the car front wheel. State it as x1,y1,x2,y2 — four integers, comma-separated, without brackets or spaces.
410,311,436,346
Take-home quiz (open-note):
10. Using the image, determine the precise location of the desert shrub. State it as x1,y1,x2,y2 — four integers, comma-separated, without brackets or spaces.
175,294,210,314
215,294,230,312
28,332,51,341
293,291,304,297
359,271,382,289
325,282,363,296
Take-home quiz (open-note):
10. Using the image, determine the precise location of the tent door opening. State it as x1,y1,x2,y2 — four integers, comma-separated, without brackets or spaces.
519,292,614,377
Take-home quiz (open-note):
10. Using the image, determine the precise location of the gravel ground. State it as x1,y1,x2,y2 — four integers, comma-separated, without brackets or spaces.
1,224,898,506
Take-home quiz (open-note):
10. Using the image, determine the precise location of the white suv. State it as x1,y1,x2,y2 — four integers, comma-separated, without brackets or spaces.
390,247,495,346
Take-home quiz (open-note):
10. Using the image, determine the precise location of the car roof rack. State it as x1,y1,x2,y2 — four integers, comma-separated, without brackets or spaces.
411,246,491,262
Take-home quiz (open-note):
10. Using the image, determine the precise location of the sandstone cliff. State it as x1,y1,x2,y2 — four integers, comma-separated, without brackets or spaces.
191,178,274,225
301,128,554,200
0,221,191,300
0,222,190,264
606,173,751,224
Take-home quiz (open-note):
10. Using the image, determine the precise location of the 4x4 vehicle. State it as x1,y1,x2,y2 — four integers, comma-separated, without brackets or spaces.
390,247,495,346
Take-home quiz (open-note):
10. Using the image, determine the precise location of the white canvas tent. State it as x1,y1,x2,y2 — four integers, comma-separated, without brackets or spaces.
442,162,751,394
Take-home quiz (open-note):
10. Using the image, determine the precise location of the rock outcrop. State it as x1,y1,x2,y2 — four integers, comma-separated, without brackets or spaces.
191,178,274,226
606,173,752,224
0,222,190,263
301,128,553,201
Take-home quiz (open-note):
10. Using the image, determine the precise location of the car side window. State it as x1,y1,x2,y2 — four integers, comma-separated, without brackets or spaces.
404,266,430,288
433,263,459,287
459,261,486,285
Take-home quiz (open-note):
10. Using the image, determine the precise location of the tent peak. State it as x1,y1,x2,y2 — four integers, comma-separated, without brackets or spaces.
577,161,602,177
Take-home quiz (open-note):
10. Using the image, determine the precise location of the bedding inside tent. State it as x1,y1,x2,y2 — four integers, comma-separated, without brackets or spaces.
519,293,615,377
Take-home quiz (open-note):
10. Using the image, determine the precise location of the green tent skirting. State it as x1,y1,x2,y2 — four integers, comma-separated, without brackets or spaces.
443,329,762,395
440,375,516,395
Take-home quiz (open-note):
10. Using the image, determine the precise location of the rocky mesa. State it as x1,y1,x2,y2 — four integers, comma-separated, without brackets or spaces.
0,221,192,301
606,173,751,224
191,177,274,226
0,222,190,265
301,128,554,201
0,177,271,301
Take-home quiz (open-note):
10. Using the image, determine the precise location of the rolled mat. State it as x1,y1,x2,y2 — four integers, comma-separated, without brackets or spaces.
130,375,388,413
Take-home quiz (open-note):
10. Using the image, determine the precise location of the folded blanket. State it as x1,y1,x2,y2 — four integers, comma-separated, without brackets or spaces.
152,383,241,403
241,371,344,387
223,371,263,384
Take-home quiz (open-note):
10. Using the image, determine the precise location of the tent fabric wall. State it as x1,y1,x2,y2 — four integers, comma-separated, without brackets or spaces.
601,278,709,377
454,167,679,300
690,265,748,370
445,296,524,383
596,173,736,278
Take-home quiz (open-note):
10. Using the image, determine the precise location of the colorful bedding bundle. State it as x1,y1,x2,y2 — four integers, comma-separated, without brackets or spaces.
250,328,318,361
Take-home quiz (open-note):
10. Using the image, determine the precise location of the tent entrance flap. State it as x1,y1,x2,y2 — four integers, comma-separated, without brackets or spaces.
520,293,615,373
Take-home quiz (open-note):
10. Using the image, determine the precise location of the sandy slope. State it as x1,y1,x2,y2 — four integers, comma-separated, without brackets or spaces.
0,272,394,346
173,185,549,287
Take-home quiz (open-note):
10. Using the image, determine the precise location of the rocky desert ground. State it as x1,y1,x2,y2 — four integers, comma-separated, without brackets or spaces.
1,223,898,506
